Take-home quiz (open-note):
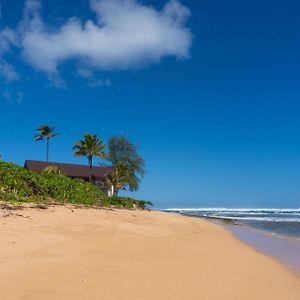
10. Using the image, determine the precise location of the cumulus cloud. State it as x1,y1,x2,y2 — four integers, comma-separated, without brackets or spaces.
20,0,192,75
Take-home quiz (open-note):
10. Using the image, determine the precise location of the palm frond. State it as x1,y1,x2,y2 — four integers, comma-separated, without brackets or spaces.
73,133,107,166
34,124,59,141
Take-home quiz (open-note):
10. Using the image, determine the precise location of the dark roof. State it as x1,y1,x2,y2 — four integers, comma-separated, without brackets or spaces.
24,160,112,179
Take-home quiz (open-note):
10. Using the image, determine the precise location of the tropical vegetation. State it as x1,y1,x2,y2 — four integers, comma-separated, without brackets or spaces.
0,161,152,209
34,125,59,162
0,126,151,209
73,133,107,182
106,136,145,196
106,161,133,196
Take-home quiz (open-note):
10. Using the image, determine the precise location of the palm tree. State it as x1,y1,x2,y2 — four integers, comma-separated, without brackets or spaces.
34,125,59,162
73,133,107,182
106,161,135,196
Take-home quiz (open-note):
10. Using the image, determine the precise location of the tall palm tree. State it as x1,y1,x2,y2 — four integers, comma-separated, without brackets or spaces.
72,133,107,182
34,125,59,162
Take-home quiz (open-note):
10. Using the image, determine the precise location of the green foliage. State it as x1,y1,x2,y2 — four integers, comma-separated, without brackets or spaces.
34,124,59,162
34,125,59,141
73,133,107,168
107,136,145,195
0,161,105,205
101,196,153,209
0,161,151,209
106,161,132,195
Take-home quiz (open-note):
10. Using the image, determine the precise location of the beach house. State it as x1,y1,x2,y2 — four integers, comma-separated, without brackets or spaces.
24,160,112,194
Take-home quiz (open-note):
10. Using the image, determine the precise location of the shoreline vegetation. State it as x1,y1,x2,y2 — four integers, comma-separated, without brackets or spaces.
0,161,152,209
1,124,149,207
32,125,146,197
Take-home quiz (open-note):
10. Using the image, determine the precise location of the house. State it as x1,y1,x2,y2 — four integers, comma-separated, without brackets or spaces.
24,160,113,195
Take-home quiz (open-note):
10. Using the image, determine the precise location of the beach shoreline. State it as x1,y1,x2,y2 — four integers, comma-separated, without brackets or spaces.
169,210,300,276
1,203,300,299
225,222,300,276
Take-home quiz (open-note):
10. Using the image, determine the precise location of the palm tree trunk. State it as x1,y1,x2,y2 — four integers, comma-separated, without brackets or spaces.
46,138,49,162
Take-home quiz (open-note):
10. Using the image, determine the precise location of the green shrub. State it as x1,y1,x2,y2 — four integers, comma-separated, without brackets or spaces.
0,161,105,205
0,161,152,209
101,196,153,209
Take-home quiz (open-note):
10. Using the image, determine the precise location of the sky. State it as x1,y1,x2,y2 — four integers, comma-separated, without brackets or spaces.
1,0,300,209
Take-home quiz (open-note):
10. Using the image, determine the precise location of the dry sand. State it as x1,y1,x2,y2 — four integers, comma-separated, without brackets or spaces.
0,204,300,300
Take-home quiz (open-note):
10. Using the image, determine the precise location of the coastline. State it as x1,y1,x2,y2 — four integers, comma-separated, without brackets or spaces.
1,204,300,299
168,209,300,276
225,222,300,276
174,211,300,276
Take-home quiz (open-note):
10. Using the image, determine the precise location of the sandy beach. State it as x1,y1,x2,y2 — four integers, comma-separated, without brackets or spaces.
1,204,300,300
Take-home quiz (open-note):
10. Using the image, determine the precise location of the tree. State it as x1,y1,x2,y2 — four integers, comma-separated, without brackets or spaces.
107,136,145,196
73,133,107,182
106,161,134,196
34,125,59,162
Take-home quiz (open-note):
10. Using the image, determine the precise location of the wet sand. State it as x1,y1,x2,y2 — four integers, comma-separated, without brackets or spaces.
227,224,300,276
1,204,300,300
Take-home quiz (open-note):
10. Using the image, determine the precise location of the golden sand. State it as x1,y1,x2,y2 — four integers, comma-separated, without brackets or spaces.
0,204,300,299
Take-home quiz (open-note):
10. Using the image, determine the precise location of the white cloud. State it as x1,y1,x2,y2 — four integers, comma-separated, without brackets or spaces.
0,27,17,54
0,61,19,82
77,67,111,87
0,27,19,82
20,0,192,75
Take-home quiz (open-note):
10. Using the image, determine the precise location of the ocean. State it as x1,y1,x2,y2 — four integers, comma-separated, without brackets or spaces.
164,208,300,239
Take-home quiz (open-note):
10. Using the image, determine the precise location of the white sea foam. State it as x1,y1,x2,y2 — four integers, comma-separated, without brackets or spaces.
201,215,300,222
164,208,300,212
162,208,300,223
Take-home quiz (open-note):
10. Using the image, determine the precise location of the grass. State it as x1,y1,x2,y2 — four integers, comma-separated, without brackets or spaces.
0,161,152,209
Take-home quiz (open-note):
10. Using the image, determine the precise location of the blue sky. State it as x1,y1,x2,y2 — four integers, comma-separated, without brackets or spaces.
1,0,300,208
